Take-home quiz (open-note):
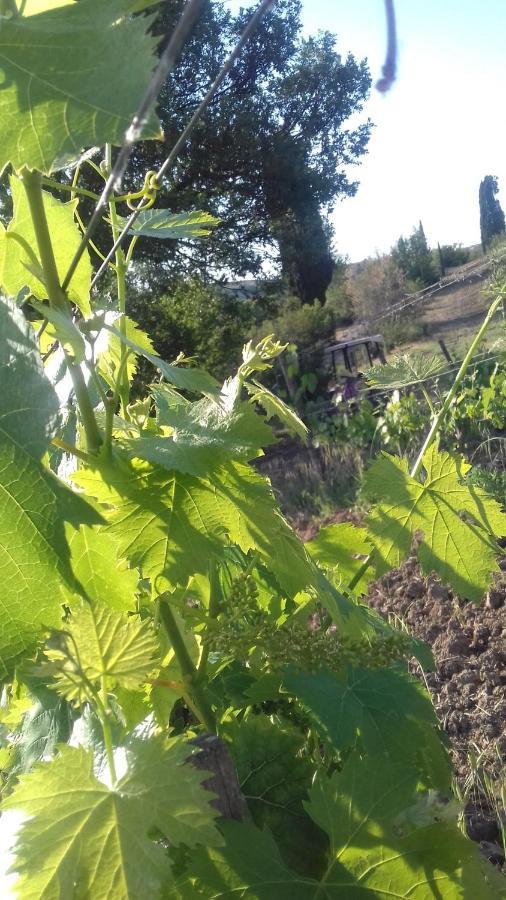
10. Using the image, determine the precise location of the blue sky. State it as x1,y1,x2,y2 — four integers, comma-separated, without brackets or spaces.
228,0,506,261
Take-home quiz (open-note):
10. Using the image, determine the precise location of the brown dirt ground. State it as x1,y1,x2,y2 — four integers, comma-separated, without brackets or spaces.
368,555,506,868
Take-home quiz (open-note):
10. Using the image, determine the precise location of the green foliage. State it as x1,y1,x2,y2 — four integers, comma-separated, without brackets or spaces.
364,444,506,601
479,175,506,250
2,738,220,899
365,351,447,389
66,524,140,611
0,176,92,314
42,601,159,704
392,221,437,286
0,300,98,677
0,0,160,174
171,757,499,897
0,7,504,898
306,522,373,594
119,209,220,240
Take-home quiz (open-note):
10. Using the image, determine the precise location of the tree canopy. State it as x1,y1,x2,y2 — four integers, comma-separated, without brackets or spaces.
121,0,372,301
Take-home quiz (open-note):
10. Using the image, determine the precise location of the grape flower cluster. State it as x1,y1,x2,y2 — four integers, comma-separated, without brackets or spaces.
205,573,411,673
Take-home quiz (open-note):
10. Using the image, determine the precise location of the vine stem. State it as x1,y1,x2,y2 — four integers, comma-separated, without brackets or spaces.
158,597,216,732
105,144,129,417
347,291,504,592
21,169,102,453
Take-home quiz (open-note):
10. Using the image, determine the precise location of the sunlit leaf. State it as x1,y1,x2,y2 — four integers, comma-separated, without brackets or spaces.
3,737,221,899
118,209,220,240
44,601,158,703
73,459,316,597
306,522,373,595
364,445,506,601
0,0,161,173
245,380,308,441
0,177,91,315
0,300,99,677
126,396,274,476
66,524,140,611
365,352,447,389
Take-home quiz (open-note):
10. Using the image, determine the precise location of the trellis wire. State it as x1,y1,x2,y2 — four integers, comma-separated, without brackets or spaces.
89,0,277,290
62,0,206,293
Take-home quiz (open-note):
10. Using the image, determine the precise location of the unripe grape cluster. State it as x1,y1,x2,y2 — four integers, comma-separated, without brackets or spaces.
205,574,411,672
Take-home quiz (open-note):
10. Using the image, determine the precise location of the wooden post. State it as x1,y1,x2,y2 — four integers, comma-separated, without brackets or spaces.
438,338,452,363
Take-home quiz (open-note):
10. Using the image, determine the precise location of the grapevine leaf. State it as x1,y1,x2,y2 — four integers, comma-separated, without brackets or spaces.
104,322,220,395
0,298,58,458
6,681,74,774
364,351,447,389
30,301,86,363
119,736,222,849
73,458,230,592
2,737,221,899
73,460,316,597
66,524,140,611
283,666,450,791
20,0,162,12
44,601,158,702
97,316,155,393
364,446,506,601
304,757,500,897
0,177,91,315
0,454,99,678
0,300,100,677
306,523,374,595
0,0,161,174
117,209,220,240
173,757,499,898
245,379,308,441
227,716,327,878
211,463,317,598
126,396,274,476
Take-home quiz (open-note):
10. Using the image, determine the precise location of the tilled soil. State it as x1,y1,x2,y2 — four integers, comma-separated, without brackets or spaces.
368,556,506,867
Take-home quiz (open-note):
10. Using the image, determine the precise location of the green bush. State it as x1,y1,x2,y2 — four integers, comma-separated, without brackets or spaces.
128,278,255,385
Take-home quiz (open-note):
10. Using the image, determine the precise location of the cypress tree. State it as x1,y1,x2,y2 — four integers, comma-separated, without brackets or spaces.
479,175,505,251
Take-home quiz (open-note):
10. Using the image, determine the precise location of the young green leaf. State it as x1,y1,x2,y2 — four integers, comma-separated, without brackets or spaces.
364,445,506,601
73,459,316,597
66,524,140,611
103,322,220,395
0,300,99,677
0,298,58,458
30,301,86,363
0,0,161,173
117,209,220,240
245,380,308,441
44,601,158,703
306,522,373,595
0,178,92,315
3,737,221,899
364,351,447,389
97,316,155,394
125,396,274,476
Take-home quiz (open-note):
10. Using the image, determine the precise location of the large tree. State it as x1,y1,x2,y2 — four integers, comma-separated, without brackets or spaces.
117,0,372,302
479,175,505,251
